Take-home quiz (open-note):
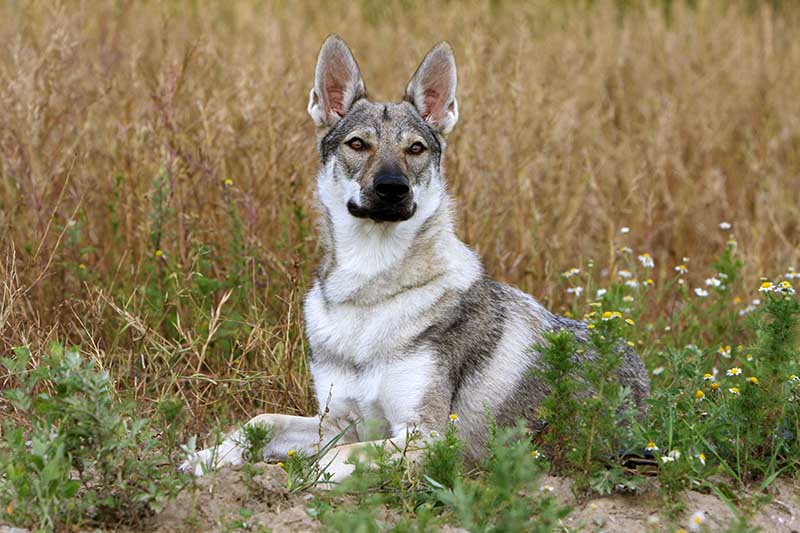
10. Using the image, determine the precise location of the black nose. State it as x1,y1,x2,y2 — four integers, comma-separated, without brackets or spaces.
373,174,410,202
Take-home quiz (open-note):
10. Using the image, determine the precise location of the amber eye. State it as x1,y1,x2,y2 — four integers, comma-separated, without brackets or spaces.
346,137,368,151
408,142,426,155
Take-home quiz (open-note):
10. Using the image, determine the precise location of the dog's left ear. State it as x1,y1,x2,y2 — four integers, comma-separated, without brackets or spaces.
405,42,459,135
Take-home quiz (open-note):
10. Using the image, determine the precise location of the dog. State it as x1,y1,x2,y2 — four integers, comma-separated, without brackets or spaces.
182,35,650,482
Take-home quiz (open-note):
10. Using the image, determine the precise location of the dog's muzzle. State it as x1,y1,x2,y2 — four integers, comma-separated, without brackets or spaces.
347,173,417,222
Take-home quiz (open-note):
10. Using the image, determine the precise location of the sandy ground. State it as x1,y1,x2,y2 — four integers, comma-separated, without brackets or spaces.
143,465,800,532
2,465,798,532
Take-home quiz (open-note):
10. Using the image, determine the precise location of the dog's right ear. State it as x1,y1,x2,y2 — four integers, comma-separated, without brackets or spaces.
307,35,366,129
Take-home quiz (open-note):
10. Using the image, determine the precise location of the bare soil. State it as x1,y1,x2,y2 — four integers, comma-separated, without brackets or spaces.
4,466,798,532
139,465,800,532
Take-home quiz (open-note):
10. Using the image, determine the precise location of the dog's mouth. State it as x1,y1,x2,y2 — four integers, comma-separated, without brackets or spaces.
347,200,417,223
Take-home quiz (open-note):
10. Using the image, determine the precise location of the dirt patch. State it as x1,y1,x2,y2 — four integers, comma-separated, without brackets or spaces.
541,475,800,532
142,463,318,532
131,468,800,532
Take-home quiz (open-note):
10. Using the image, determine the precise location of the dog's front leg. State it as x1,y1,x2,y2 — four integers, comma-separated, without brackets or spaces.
181,414,351,475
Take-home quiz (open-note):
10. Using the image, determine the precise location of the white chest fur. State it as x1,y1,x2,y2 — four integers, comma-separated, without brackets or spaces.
310,351,437,438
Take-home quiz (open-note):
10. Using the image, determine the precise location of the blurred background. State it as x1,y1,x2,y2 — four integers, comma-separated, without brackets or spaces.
1,1,798,428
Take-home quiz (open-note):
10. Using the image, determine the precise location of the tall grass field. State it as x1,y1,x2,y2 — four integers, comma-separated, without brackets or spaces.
1,1,799,531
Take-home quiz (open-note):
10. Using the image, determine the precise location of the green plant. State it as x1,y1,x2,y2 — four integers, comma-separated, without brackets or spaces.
0,344,184,530
237,422,275,463
431,421,570,532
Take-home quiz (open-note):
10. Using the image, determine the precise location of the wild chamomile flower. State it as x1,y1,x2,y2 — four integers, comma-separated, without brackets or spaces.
702,373,714,381
625,318,635,325
705,277,722,288
562,268,581,279
530,450,541,459
638,253,654,268
620,226,630,234
697,453,706,466
777,280,796,295
540,484,555,493
748,377,759,385
287,449,295,457
566,286,584,297
674,264,688,275
645,441,659,452
726,367,742,376
618,269,633,279
789,374,799,383
719,221,731,230
695,390,705,401
718,345,732,358
694,288,709,297
786,267,799,280
601,311,623,321
625,279,640,288
623,295,634,302
728,387,740,396
710,382,720,391
759,281,774,292
652,367,665,376
596,288,607,298
277,461,285,468
688,511,706,531
154,249,164,258
661,449,681,463
746,353,753,362
223,178,234,186
645,278,654,286
449,413,459,423
727,235,737,248
619,246,633,254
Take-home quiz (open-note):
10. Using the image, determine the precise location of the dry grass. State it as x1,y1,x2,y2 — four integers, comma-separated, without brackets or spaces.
1,1,799,432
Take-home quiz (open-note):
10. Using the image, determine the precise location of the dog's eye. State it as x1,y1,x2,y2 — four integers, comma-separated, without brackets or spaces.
346,137,368,151
408,142,427,155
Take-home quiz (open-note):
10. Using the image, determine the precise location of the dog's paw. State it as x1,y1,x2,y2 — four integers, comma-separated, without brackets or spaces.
316,448,356,489
180,441,243,476
179,448,216,476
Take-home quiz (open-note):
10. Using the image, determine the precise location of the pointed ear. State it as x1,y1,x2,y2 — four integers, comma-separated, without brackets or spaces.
405,42,458,135
307,35,366,128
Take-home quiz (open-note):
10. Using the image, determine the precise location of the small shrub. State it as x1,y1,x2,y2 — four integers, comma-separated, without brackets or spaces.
0,344,184,530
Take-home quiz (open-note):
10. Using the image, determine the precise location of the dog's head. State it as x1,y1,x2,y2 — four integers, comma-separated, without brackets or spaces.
308,35,458,224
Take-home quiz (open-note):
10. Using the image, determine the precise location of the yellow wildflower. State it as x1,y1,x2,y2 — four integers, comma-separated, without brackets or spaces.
695,390,705,400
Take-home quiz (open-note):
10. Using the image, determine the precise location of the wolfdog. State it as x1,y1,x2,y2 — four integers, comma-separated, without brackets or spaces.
183,35,650,481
